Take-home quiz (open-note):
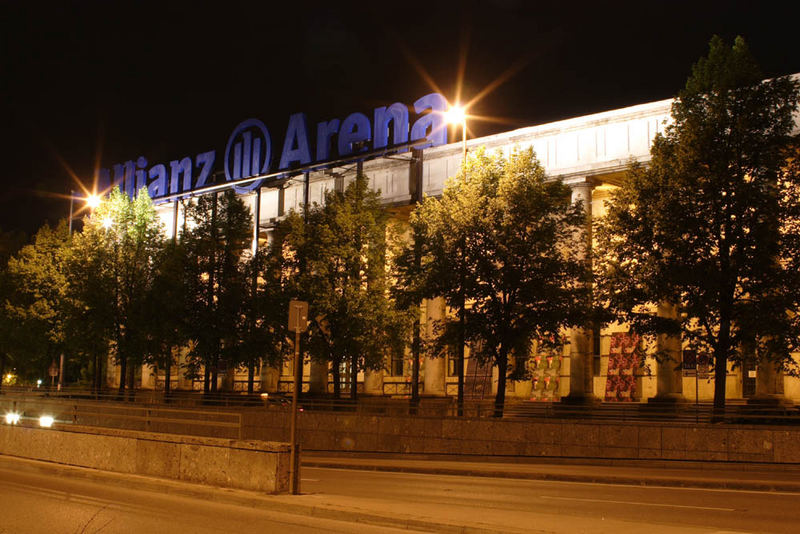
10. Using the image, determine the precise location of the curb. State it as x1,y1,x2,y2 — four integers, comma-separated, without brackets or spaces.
303,460,800,493
0,455,515,534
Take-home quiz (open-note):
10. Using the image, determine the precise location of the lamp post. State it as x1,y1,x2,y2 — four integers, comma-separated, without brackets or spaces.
445,104,468,417
62,191,102,391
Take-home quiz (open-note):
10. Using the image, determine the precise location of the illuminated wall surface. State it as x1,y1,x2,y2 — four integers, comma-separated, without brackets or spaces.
119,78,800,401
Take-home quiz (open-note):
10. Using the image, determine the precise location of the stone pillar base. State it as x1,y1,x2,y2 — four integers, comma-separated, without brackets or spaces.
560,394,598,405
647,393,687,404
746,395,793,407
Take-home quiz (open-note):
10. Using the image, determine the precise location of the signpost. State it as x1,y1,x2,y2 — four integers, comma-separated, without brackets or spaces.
48,361,59,388
288,299,308,495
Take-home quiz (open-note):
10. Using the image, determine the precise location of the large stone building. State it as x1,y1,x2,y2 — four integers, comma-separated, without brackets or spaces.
115,77,800,405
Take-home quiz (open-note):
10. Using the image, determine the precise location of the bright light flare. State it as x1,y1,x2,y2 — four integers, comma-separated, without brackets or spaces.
445,105,467,125
5,413,20,425
102,217,114,230
86,194,102,209
38,415,55,428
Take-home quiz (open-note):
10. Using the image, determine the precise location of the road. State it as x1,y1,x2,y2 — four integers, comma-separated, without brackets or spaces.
0,464,424,534
301,465,800,533
2,457,800,533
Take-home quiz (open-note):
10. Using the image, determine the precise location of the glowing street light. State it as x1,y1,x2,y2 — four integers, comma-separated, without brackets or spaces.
102,216,114,230
445,104,468,163
86,193,102,210
445,103,470,418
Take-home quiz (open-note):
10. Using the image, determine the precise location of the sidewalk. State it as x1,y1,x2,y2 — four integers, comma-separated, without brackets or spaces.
302,452,800,493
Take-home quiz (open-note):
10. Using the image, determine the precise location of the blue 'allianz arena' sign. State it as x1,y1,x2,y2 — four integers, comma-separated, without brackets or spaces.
98,93,448,201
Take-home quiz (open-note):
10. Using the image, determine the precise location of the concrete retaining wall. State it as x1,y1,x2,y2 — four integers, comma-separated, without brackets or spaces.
243,411,800,464
0,424,290,493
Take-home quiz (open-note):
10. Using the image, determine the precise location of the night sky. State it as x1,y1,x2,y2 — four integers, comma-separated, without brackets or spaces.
2,0,799,236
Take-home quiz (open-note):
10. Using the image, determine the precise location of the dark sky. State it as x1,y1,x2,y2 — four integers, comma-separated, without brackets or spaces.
2,0,799,236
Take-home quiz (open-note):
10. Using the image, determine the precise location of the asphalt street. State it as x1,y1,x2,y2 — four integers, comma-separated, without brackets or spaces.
302,465,800,533
2,454,799,533
0,463,425,534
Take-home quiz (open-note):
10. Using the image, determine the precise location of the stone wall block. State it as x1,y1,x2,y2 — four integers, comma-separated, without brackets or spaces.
491,421,526,443
660,427,687,452
637,427,661,451
686,427,728,453
598,425,638,448
136,439,181,479
728,429,772,456
562,424,599,446
524,442,562,457
773,431,800,463
179,443,230,486
524,422,562,444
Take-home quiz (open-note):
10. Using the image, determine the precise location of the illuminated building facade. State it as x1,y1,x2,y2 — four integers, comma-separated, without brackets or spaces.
106,80,800,404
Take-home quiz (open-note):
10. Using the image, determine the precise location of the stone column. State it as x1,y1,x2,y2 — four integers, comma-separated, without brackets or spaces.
423,297,447,396
259,365,280,393
140,364,155,390
564,178,595,403
176,347,192,390
753,359,786,404
364,369,384,396
308,360,328,395
652,302,684,402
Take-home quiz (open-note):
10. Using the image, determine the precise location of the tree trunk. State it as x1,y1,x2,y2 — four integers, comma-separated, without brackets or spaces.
457,294,465,417
350,353,358,401
494,349,508,418
203,365,210,394
118,353,127,398
247,362,255,395
410,314,421,415
713,319,731,420
332,355,341,399
126,362,135,401
164,348,172,397
93,353,101,398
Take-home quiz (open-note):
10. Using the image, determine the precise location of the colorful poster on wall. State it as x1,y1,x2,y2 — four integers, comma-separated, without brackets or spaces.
605,332,641,402
530,348,562,401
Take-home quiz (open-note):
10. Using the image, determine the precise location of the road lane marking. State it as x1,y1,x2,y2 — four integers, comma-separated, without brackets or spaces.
540,495,735,511
301,478,320,482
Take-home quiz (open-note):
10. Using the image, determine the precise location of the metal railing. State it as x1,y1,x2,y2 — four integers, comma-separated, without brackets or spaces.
2,386,798,426
0,389,243,439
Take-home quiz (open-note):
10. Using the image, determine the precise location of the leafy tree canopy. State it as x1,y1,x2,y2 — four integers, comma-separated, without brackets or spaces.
413,147,589,416
595,36,800,411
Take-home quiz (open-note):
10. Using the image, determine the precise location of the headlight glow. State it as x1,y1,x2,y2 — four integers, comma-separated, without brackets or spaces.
38,415,55,428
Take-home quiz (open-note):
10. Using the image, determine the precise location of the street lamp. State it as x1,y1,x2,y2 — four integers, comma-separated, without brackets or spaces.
68,191,103,234
445,104,468,162
86,193,101,210
444,103,469,417
63,190,103,392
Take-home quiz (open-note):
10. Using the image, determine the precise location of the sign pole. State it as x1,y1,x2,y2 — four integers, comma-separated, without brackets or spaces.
287,299,308,495
289,329,301,494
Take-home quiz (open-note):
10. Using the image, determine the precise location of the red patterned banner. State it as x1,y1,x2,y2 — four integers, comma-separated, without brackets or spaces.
605,332,641,402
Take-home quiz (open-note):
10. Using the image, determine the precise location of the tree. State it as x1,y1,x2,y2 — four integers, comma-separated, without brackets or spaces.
595,36,800,414
70,187,164,396
183,191,252,393
143,239,191,395
414,147,589,417
235,247,293,394
279,173,409,399
5,222,71,382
